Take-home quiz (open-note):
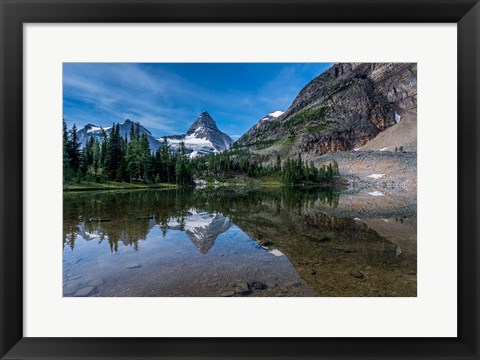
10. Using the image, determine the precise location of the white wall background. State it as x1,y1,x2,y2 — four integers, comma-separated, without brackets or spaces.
24,24,457,337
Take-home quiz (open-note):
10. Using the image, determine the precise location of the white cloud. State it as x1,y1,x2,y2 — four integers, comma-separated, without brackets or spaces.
63,63,334,137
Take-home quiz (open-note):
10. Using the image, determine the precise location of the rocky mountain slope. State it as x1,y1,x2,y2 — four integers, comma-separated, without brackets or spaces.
237,63,417,159
240,110,284,140
77,112,233,157
359,109,416,152
314,151,417,199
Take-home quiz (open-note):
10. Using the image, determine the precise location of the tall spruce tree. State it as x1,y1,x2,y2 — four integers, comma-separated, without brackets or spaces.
63,121,73,181
67,123,82,172
92,139,101,177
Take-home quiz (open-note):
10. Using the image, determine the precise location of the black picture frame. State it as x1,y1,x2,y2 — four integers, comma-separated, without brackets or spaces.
1,1,479,359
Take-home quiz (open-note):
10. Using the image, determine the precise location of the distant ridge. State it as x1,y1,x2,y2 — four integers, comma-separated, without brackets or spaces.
76,112,233,157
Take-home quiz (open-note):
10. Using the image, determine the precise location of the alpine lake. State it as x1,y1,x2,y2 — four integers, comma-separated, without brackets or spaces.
63,186,416,297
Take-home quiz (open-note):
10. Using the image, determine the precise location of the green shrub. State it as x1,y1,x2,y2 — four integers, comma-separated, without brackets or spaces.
282,106,329,130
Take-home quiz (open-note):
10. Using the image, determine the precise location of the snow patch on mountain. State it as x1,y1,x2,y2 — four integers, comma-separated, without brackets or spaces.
269,249,285,257
237,110,285,143
86,126,105,133
76,112,233,158
368,174,385,179
269,110,284,118
260,110,284,122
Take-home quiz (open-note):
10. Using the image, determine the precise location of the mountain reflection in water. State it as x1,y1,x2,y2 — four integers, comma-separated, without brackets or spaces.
63,188,416,297
169,210,232,254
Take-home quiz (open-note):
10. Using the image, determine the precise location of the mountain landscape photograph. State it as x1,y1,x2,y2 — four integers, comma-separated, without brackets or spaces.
63,62,417,297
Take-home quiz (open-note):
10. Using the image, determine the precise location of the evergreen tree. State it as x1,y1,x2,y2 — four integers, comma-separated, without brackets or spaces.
85,135,95,169
100,128,108,173
160,137,171,183
63,121,73,181
174,142,194,186
331,159,339,176
126,133,139,181
67,123,82,172
275,154,281,172
80,147,88,175
140,134,152,181
62,120,339,188
116,135,128,182
92,139,101,177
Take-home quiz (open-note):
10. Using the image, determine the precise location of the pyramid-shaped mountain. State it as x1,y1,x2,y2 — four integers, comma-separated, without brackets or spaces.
167,112,233,157
77,112,233,157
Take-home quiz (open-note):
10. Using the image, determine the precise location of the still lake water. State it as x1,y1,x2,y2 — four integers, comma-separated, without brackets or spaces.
63,187,416,297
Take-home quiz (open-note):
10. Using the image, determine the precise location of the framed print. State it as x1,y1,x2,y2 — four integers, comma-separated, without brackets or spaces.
1,0,479,359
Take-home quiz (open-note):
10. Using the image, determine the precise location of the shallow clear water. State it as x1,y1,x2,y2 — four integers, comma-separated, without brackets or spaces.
63,188,416,297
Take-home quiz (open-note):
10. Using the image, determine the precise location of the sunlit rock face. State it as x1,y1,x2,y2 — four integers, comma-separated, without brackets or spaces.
237,63,417,158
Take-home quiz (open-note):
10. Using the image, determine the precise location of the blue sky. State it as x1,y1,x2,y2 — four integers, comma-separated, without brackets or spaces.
63,63,333,139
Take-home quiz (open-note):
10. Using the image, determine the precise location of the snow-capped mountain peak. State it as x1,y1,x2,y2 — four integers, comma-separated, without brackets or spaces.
76,112,233,158
77,119,159,152
166,112,233,157
187,111,219,135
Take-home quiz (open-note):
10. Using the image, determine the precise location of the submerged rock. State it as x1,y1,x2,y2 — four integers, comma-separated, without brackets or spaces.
67,275,82,281
248,281,268,290
350,270,365,279
73,286,96,297
125,263,141,269
88,279,104,287
235,282,251,295
63,279,84,295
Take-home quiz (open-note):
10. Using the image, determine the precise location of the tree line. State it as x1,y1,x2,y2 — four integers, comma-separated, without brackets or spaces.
63,121,339,186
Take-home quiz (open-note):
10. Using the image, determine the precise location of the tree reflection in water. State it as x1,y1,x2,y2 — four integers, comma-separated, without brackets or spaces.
63,187,416,297
63,187,339,253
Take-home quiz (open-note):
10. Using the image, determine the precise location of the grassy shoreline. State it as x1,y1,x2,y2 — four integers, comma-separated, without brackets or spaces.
63,177,337,192
63,181,178,192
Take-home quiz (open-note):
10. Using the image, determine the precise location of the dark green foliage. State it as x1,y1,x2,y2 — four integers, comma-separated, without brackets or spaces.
66,123,82,172
124,124,152,182
63,121,73,182
92,139,101,177
255,138,284,149
275,154,281,172
282,106,329,130
63,122,339,188
253,135,297,150
104,124,123,180
279,156,337,185
190,147,338,186
152,137,176,184
306,123,330,134
281,158,338,184
175,142,194,186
